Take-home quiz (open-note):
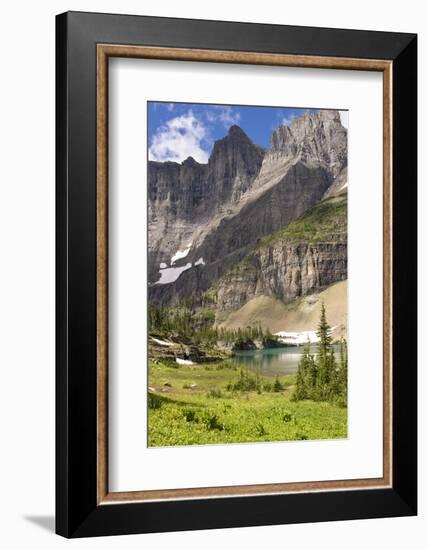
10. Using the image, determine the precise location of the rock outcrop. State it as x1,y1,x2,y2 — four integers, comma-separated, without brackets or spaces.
148,157,208,222
213,242,347,312
207,125,265,205
269,110,347,178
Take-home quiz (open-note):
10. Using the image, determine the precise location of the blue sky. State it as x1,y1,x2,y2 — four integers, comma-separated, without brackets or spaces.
148,102,348,164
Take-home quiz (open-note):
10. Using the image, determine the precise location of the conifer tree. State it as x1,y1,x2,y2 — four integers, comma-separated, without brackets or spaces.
293,342,311,400
325,347,338,401
292,304,347,405
307,346,318,398
317,302,332,351
316,302,333,400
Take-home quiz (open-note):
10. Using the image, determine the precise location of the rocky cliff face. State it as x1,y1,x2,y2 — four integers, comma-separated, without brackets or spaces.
147,125,265,281
148,125,264,224
269,110,347,178
207,125,265,205
214,242,347,311
148,110,347,305
148,158,208,222
206,194,347,312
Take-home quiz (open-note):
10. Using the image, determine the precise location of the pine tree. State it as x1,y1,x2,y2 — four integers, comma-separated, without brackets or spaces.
292,304,348,407
326,348,338,401
316,302,333,400
317,302,332,351
307,348,318,399
293,342,311,400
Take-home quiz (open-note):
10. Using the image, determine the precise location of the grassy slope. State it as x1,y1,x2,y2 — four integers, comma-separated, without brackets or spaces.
258,193,347,246
148,361,347,447
219,280,347,339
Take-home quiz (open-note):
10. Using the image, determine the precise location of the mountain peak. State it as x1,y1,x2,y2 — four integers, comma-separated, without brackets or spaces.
209,124,264,179
269,109,347,177
182,156,199,166
228,124,247,138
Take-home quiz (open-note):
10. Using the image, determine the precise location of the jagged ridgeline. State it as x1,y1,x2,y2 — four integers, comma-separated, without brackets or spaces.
148,109,347,333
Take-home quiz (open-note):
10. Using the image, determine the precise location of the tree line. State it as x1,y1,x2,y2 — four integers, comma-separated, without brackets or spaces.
148,302,276,346
293,303,347,407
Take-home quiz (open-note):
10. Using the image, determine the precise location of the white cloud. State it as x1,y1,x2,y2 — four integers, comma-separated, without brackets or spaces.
281,116,293,127
205,110,216,123
339,110,349,129
276,109,294,127
204,105,240,128
217,106,241,128
149,111,210,163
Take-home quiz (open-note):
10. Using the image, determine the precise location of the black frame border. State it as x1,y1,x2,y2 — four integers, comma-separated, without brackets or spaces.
56,11,417,538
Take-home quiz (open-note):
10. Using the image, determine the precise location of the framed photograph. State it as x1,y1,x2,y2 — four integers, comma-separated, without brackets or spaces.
56,11,417,538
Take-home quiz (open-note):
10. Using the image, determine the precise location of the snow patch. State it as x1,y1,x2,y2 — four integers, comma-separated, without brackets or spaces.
195,257,205,266
339,182,348,191
159,262,168,269
339,110,349,129
171,243,192,265
155,263,192,285
275,326,336,346
275,330,319,345
151,337,174,347
176,357,195,365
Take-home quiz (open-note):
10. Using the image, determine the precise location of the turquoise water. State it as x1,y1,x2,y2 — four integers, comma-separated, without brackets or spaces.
230,347,308,376
230,346,340,377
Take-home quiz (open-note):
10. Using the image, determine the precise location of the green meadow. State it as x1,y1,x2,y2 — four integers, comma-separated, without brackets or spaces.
148,359,347,447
